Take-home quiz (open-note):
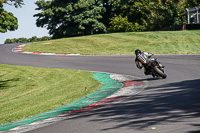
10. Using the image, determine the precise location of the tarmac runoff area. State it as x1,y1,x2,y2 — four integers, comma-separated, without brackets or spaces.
0,73,147,133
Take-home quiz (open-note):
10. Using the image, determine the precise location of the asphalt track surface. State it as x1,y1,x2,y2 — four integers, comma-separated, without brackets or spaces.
0,43,200,133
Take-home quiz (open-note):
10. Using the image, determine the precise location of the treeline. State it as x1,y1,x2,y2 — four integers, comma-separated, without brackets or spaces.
34,0,200,39
4,36,51,44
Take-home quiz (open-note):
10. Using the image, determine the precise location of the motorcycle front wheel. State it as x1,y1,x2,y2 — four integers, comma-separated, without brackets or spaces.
153,67,167,79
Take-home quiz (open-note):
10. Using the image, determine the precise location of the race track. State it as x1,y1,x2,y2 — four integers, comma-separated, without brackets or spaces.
0,44,200,133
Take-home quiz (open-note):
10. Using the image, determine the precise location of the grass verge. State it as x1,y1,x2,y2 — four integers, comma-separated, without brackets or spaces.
22,30,200,55
0,64,102,124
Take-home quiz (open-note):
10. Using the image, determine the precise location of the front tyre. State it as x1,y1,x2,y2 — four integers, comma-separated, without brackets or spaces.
153,67,167,79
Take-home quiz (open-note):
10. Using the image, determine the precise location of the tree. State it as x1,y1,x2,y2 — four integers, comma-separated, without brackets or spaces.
34,0,106,39
34,0,199,37
0,0,24,33
98,0,122,28
118,0,187,31
41,36,51,41
3,0,24,8
145,0,177,30
4,38,12,44
30,36,38,42
4,36,52,44
0,9,18,32
186,0,200,8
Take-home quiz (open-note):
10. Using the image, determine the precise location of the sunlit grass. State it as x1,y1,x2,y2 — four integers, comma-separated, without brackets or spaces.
0,64,102,124
23,30,200,55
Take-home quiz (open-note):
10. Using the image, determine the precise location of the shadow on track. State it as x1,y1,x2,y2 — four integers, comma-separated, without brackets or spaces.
60,78,200,132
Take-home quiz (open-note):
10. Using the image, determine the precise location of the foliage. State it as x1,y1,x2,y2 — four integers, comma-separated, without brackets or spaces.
34,0,200,37
34,0,107,39
0,0,24,33
98,0,121,27
108,0,200,32
0,9,18,32
4,0,24,8
108,15,145,32
186,0,200,7
146,0,178,30
176,0,187,24
118,0,179,31
4,36,51,44
108,15,134,32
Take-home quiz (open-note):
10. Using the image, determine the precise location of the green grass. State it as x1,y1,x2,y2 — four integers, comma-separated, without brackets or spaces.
0,64,102,124
23,30,200,55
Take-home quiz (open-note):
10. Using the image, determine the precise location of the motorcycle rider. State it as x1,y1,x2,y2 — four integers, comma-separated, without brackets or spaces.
135,49,164,76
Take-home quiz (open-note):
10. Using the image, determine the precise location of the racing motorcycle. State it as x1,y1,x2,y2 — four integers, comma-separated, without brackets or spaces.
136,54,167,79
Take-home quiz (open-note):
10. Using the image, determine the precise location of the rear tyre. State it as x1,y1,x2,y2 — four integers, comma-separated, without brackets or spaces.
153,67,167,79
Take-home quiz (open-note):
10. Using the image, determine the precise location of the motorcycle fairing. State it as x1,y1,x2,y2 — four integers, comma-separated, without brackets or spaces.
137,54,148,64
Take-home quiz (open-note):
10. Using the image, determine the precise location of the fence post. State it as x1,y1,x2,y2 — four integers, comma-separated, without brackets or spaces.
183,24,186,30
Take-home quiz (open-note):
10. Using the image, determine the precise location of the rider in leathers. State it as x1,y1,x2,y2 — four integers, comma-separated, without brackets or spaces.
135,49,163,76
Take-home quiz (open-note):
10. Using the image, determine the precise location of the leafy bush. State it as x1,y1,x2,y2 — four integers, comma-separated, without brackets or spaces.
108,15,134,33
108,15,145,33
